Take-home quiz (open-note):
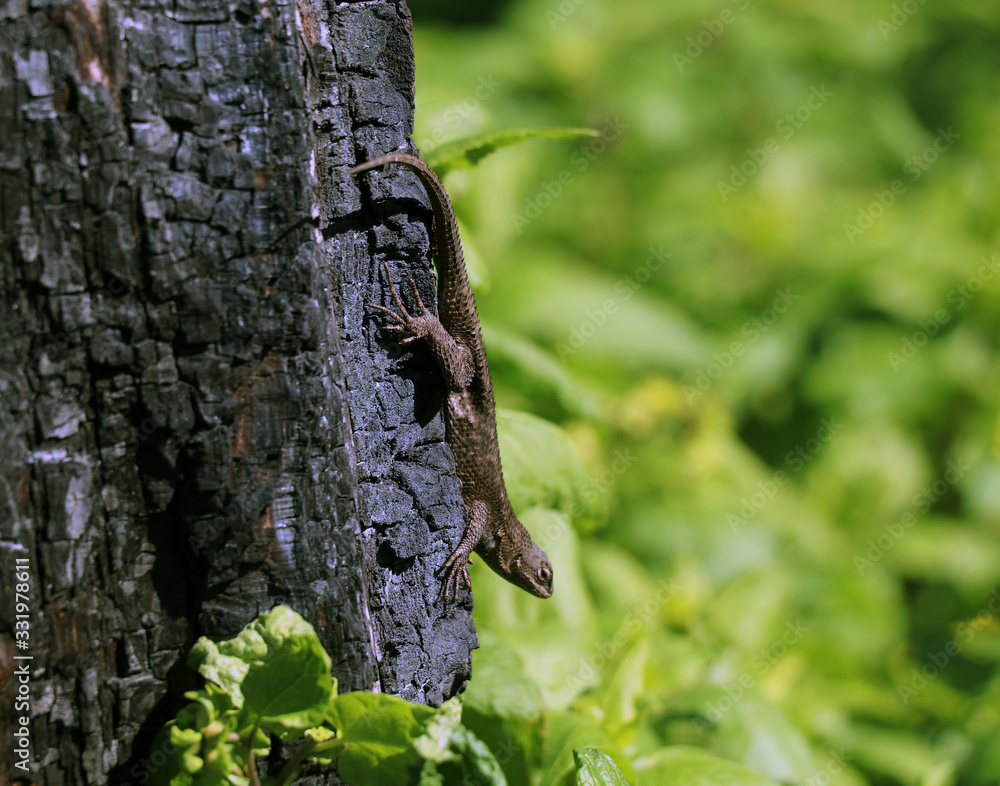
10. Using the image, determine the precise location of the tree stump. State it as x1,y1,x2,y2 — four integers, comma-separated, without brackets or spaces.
0,0,476,781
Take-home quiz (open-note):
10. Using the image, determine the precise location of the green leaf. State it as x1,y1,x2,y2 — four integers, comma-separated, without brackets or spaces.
154,607,333,783
239,607,334,741
415,726,509,786
424,127,599,177
957,623,1000,663
964,724,1000,786
191,606,333,743
588,636,650,744
413,697,464,764
455,215,489,293
497,409,602,522
411,698,509,786
410,10,1000,786
887,518,1000,595
658,686,816,785
493,256,708,372
636,746,784,786
574,747,631,785
447,725,509,786
460,633,541,786
539,711,627,786
463,631,544,723
831,722,959,785
324,691,435,786
459,708,537,786
419,760,445,786
189,638,251,709
482,323,602,419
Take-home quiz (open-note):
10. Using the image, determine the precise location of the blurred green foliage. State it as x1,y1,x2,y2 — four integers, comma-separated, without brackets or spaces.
409,0,1000,784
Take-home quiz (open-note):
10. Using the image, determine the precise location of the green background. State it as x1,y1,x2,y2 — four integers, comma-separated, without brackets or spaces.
408,1,1000,784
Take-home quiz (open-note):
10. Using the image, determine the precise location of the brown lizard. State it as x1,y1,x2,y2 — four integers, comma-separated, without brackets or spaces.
350,152,554,602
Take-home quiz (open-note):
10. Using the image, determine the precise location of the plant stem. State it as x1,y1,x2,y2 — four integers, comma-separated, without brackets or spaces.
273,737,347,785
247,721,263,786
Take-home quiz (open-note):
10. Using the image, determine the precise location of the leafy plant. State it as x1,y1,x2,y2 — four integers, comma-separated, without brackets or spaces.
147,607,505,786
149,607,650,786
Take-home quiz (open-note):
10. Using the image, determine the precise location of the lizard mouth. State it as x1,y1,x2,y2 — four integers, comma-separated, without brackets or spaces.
513,557,554,598
526,571,554,599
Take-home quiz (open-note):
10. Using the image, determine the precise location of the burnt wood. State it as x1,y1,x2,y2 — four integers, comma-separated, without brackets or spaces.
0,0,475,781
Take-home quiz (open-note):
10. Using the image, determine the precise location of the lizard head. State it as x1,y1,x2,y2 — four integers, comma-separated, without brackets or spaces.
510,542,554,599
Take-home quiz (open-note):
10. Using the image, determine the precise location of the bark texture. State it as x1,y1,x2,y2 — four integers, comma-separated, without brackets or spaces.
0,0,475,781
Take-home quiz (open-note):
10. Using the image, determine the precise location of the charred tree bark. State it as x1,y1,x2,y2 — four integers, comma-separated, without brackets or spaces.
0,0,476,781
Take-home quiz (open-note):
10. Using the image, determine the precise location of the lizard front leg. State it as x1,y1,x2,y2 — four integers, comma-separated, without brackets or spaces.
368,262,474,392
438,500,488,602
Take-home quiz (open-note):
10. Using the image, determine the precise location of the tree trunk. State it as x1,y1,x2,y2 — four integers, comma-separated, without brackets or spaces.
0,0,475,780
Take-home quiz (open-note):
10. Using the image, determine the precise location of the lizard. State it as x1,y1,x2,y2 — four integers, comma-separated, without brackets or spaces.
349,151,554,602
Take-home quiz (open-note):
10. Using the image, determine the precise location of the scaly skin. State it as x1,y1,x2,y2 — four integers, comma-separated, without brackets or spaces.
350,152,554,601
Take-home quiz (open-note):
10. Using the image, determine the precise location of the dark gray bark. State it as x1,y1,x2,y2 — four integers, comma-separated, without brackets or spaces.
0,0,475,781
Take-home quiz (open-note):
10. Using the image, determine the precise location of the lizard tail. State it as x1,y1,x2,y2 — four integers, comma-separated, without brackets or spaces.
349,151,423,176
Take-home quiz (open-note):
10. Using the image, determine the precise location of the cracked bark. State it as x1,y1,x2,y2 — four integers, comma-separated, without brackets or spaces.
0,0,476,782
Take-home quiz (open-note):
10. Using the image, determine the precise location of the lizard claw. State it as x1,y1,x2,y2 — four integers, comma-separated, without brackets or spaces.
438,548,472,603
405,277,427,313
366,303,407,325
439,564,471,604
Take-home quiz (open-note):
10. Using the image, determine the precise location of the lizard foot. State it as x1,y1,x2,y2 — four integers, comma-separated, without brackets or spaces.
366,261,435,344
438,548,472,603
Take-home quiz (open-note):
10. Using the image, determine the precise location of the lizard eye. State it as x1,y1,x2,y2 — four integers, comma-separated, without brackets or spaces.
537,564,552,585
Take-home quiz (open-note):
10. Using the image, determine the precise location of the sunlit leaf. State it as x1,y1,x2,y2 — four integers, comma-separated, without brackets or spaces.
636,746,783,786
574,747,630,786
425,127,599,176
